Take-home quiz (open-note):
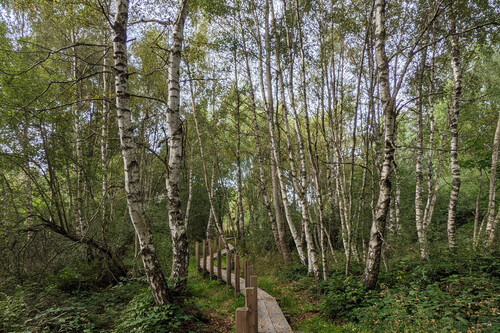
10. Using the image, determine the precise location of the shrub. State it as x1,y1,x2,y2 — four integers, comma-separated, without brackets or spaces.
27,304,96,332
278,263,308,281
115,289,192,333
320,275,366,321
0,290,28,332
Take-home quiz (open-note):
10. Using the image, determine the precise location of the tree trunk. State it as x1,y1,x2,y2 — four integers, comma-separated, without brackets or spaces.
165,0,189,287
362,0,397,290
423,40,447,238
234,51,245,250
446,12,462,251
187,67,226,247
266,0,307,265
101,38,110,242
415,40,429,261
71,32,86,239
473,169,483,248
112,0,170,305
484,109,500,247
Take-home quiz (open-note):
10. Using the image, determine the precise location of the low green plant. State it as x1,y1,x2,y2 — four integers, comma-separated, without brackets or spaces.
320,275,366,321
115,289,192,333
319,250,500,332
27,304,96,332
278,263,308,281
0,290,28,332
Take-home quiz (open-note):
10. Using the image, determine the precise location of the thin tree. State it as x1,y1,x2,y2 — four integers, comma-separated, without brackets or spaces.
446,6,463,250
112,0,170,305
362,0,397,290
165,0,190,287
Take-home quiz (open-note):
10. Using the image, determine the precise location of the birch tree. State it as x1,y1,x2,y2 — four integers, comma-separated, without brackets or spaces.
362,0,397,289
446,6,463,250
165,0,190,286
112,0,170,305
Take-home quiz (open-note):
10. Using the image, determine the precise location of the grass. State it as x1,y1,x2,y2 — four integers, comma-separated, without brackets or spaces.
186,260,244,332
233,251,345,332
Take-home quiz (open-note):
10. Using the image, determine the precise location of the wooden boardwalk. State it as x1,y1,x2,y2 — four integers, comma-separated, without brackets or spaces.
202,248,293,333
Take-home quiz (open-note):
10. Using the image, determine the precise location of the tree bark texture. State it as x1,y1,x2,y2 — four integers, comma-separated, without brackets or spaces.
165,0,189,286
485,109,500,246
362,0,396,290
415,41,429,261
112,0,170,305
446,12,462,250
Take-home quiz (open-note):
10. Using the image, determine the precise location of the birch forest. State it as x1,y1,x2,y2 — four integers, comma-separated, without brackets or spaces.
0,0,499,332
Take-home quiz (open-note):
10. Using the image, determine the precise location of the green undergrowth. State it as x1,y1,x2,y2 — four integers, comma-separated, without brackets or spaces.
318,251,500,332
0,274,195,332
2,243,497,333
186,261,245,332
241,243,499,333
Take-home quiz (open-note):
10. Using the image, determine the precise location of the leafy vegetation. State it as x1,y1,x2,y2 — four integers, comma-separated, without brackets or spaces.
0,276,194,333
319,251,499,332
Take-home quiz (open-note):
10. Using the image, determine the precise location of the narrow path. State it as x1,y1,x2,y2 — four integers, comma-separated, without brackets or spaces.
203,249,293,333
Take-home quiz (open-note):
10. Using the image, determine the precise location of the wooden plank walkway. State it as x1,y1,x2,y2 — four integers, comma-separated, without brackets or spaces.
202,251,293,333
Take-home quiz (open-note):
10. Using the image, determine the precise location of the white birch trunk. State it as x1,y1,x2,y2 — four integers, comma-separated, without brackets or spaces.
165,0,189,286
362,0,397,290
266,0,306,265
415,44,428,261
484,109,500,247
71,32,86,239
446,14,462,250
112,0,170,305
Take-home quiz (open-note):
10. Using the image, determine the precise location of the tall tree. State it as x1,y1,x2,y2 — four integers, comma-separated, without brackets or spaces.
165,0,190,287
484,109,500,246
446,5,463,250
112,0,170,305
362,0,397,290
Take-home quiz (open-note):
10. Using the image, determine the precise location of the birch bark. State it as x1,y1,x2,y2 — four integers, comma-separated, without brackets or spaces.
362,0,397,290
165,0,189,286
415,42,429,261
266,0,307,265
446,12,462,250
112,0,170,305
484,109,500,246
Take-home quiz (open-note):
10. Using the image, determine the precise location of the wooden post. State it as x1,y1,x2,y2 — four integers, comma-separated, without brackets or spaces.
246,263,254,288
202,239,207,273
195,241,200,270
235,307,249,333
244,260,248,288
235,254,240,294
245,287,257,333
209,241,214,277
250,276,258,330
217,248,222,280
226,252,231,285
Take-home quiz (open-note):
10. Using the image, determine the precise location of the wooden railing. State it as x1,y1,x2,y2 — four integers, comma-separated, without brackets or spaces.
195,236,259,333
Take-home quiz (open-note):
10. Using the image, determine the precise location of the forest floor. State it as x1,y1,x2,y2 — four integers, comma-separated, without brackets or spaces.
186,258,341,333
188,243,500,333
1,242,498,332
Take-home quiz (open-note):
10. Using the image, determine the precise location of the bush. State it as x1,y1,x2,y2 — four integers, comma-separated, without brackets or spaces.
27,304,96,332
320,251,500,331
320,275,366,321
115,289,192,333
354,276,499,332
278,263,309,281
0,289,28,332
